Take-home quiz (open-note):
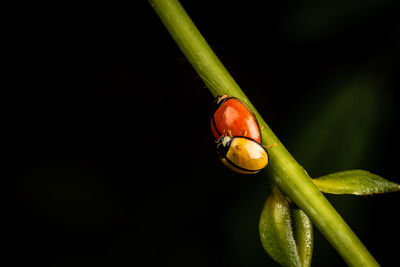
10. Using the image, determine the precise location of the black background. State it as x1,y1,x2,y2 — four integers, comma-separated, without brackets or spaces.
3,1,400,266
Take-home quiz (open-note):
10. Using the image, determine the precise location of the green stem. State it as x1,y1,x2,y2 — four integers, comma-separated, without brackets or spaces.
149,0,379,266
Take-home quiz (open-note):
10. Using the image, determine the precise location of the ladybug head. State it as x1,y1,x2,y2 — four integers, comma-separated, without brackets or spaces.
216,135,232,157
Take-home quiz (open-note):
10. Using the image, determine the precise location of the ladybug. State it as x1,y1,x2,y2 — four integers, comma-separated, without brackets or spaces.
211,95,261,143
217,135,269,174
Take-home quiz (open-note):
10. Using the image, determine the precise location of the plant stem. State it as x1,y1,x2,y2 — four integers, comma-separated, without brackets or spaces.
148,0,380,266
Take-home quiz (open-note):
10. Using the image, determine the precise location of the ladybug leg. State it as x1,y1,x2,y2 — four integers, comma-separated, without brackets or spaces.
221,129,233,138
222,129,232,137
216,94,228,104
215,135,224,143
263,142,277,149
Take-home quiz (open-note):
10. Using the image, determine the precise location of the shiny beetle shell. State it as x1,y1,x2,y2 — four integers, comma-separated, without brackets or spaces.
217,136,268,174
211,95,261,143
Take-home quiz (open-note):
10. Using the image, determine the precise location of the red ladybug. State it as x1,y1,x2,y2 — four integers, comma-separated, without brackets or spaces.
211,95,261,143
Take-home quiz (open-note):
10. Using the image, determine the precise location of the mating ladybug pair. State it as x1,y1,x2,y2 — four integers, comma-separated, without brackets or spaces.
211,95,269,174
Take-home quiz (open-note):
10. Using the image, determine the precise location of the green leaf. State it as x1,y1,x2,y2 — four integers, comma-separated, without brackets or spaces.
313,170,400,195
259,186,314,267
259,186,300,267
292,208,313,267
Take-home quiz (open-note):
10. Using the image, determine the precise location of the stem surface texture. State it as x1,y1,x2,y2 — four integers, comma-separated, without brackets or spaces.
149,1,380,266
